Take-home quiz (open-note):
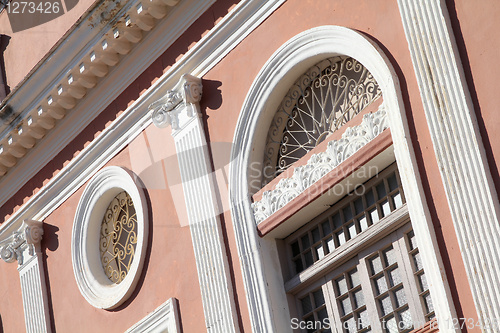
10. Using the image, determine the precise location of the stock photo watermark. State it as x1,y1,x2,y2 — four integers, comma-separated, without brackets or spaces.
1,0,78,32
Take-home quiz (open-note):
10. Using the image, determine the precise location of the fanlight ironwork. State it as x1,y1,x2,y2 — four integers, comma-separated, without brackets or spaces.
100,191,138,284
263,57,381,184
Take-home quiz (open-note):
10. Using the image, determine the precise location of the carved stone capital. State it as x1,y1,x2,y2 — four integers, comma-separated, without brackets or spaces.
149,74,202,130
0,220,43,266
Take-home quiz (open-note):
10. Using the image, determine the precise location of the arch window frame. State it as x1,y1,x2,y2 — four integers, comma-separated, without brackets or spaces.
229,25,458,332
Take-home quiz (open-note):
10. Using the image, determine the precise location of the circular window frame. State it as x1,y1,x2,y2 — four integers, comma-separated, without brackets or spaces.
72,166,149,309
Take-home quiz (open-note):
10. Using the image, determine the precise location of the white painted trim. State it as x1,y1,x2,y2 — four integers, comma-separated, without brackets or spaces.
0,220,52,333
229,26,457,332
149,75,239,332
285,205,410,293
0,0,285,327
0,0,285,245
0,0,216,211
71,166,148,309
126,298,181,333
397,0,500,328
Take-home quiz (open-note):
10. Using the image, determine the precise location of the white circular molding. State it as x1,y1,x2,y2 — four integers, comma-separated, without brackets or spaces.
72,166,149,309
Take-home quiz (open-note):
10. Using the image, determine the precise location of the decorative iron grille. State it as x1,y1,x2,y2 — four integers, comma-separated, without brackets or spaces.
263,57,381,184
100,191,138,284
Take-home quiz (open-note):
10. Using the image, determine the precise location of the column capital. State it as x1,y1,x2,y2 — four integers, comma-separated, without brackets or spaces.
0,220,43,266
149,74,203,130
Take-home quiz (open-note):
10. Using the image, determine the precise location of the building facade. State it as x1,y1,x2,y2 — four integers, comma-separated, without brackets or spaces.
0,0,499,332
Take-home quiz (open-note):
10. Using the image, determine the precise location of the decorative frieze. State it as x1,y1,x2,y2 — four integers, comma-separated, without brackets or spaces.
149,75,239,332
252,105,388,224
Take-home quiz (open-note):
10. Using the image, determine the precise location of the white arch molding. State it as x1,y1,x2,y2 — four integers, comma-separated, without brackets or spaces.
229,26,458,332
72,166,149,309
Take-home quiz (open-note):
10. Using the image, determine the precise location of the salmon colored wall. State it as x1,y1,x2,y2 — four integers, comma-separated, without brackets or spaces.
0,0,95,91
0,0,239,223
447,1,500,208
0,0,485,331
41,125,206,332
0,254,25,332
201,0,477,330
0,1,240,332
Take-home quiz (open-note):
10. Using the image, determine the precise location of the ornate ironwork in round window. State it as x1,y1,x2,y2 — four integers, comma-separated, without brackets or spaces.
72,166,148,309
263,56,382,184
100,191,138,284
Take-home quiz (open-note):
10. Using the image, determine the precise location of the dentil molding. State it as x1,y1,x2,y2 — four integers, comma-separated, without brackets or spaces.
0,0,186,178
252,104,388,224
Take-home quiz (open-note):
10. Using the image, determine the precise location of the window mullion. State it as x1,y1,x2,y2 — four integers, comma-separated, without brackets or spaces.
391,229,425,328
393,229,426,324
323,280,343,333
357,253,383,332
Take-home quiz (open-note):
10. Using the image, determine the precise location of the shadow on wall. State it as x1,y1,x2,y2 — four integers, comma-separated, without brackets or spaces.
0,34,9,100
42,223,59,333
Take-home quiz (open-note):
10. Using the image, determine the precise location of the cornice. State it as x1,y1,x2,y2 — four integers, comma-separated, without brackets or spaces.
0,0,216,212
0,0,286,242
0,0,185,177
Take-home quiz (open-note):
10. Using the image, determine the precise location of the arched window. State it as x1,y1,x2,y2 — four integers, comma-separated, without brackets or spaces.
253,54,433,332
263,56,381,183
230,26,457,332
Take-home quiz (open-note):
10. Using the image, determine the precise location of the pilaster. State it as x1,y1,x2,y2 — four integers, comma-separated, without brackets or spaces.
0,220,51,333
398,0,500,328
149,74,239,333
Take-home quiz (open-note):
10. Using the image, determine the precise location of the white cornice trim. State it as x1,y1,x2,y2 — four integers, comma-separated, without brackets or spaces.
0,0,189,175
0,0,215,216
398,0,500,326
0,0,286,240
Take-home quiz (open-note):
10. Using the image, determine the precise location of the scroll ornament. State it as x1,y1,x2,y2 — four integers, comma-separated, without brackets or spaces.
0,220,44,265
149,74,202,130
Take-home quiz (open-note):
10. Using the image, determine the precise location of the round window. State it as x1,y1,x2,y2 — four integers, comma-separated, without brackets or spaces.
72,167,148,309
99,191,138,284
